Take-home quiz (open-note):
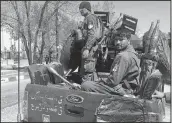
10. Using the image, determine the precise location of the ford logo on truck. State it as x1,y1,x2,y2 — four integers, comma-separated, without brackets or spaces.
66,94,84,104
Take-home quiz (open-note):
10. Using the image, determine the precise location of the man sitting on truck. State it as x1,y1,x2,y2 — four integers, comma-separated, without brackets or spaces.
81,30,141,96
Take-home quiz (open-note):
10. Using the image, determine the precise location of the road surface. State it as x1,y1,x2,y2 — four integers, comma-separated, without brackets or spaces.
1,80,171,122
1,79,30,109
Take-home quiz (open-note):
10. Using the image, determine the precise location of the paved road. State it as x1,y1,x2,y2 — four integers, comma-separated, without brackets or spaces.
1,80,171,122
1,79,30,109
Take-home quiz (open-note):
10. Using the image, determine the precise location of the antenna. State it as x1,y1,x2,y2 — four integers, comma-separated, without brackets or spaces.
17,21,21,122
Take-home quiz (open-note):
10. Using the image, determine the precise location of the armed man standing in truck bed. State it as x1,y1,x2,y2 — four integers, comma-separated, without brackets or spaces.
81,30,141,96
78,1,104,82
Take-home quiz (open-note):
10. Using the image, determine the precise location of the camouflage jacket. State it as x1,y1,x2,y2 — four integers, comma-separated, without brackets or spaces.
106,45,140,88
82,13,103,51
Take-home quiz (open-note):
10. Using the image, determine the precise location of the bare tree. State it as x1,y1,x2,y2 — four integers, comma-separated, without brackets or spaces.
1,1,78,65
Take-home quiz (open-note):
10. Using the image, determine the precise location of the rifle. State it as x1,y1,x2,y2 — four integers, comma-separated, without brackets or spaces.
89,36,107,57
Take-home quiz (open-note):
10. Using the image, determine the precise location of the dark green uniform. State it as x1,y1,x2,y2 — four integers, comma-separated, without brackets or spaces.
81,45,141,95
80,13,103,81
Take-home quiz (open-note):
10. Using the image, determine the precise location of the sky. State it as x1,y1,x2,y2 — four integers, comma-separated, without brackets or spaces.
91,1,170,34
1,29,22,51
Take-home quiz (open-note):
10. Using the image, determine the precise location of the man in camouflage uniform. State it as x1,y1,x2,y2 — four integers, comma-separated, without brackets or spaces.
79,1,103,82
81,30,141,96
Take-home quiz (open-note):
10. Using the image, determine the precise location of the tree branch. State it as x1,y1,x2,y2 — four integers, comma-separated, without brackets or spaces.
33,1,50,63
11,1,31,63
46,1,69,23
24,1,32,62
10,1,22,25
6,2,32,64
39,32,46,63
10,1,27,42
2,22,27,44
2,22,15,29
1,14,19,22
4,21,30,64
35,1,50,36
